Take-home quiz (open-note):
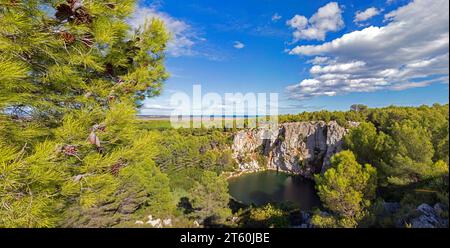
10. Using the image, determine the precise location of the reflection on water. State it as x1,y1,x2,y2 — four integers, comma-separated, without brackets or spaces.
228,170,320,210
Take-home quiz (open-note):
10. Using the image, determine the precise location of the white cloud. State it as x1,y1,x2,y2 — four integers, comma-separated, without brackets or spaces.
233,41,245,49
354,7,381,23
286,15,308,30
286,2,344,41
286,0,449,100
272,13,282,22
143,104,176,111
129,6,199,57
310,61,366,74
307,56,330,65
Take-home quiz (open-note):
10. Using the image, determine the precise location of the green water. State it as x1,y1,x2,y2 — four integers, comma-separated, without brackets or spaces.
228,170,320,210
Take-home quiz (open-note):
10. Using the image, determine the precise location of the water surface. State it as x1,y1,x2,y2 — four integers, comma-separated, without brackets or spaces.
228,170,320,210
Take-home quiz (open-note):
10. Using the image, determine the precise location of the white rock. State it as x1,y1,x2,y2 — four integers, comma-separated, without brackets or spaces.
146,218,161,227
163,218,172,226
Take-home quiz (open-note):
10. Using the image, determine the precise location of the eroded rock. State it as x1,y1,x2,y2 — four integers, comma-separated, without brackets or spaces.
232,121,356,178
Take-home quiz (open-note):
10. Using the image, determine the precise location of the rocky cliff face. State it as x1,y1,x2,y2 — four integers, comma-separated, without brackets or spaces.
232,121,358,178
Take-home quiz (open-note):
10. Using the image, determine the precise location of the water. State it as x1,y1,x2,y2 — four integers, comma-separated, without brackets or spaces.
228,170,321,210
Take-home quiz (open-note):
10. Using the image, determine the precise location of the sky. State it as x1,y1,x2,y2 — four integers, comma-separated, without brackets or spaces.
130,0,449,115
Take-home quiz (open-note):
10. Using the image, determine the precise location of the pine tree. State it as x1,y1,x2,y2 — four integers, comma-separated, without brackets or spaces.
1,0,173,227
312,151,377,228
246,204,289,228
189,171,231,225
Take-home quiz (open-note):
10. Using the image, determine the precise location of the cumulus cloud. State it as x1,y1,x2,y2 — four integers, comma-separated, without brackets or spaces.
129,6,199,57
286,2,344,41
233,41,245,49
307,56,331,65
286,15,308,30
310,61,366,74
354,7,382,24
286,0,449,100
272,13,282,22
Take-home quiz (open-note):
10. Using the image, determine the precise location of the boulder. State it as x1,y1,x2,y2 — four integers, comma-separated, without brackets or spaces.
410,203,448,228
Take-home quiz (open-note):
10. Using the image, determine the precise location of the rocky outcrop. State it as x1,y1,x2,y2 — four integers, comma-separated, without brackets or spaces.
409,203,449,228
386,202,449,228
232,121,357,178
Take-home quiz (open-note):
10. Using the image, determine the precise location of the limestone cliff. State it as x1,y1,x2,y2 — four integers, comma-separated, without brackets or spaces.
232,121,358,178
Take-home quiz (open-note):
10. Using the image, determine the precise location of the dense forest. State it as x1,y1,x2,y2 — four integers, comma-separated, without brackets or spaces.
311,104,449,227
0,0,448,228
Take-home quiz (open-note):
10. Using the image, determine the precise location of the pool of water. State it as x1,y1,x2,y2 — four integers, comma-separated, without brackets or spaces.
228,170,321,210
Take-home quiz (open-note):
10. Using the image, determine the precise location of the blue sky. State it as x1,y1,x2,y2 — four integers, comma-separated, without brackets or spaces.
131,0,449,115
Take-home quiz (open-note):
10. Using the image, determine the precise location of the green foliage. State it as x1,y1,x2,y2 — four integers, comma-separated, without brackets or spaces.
1,0,168,126
316,104,449,227
343,105,449,211
189,171,231,223
150,128,236,192
0,1,448,228
383,122,435,185
344,122,391,167
433,122,449,164
0,0,174,227
0,141,66,227
136,119,173,130
53,105,176,227
310,211,339,228
313,151,377,228
246,204,289,228
279,109,367,127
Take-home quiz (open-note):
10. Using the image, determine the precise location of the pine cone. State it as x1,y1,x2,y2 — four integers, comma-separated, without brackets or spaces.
55,0,92,25
73,8,93,25
62,145,78,156
55,4,72,21
110,159,127,176
60,31,76,44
